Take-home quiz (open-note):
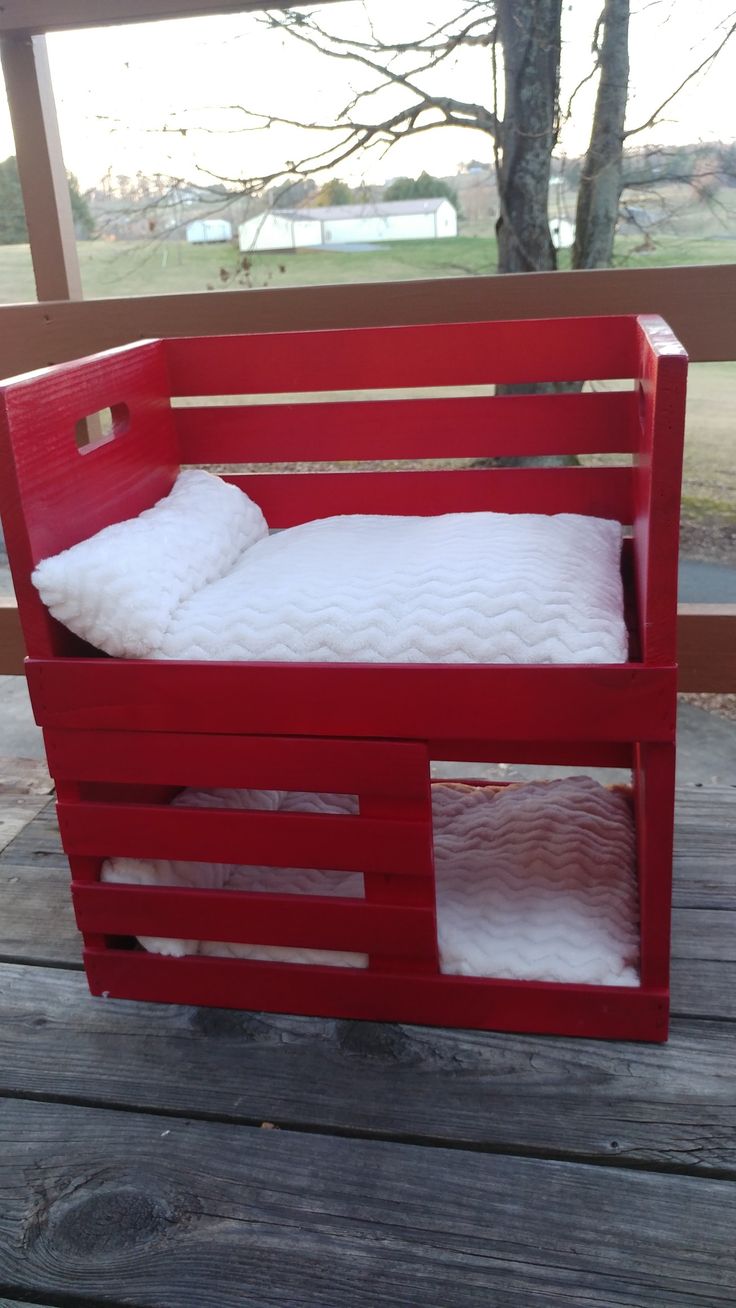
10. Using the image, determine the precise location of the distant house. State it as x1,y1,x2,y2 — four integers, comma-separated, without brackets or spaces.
549,217,575,249
186,218,233,244
239,198,457,252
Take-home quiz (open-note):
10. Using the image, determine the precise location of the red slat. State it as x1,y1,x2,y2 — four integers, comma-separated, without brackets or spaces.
84,948,668,1042
164,319,639,394
44,729,429,800
230,466,634,525
73,883,437,958
428,740,633,768
175,390,638,464
635,741,676,991
28,660,677,742
634,317,688,663
57,800,434,875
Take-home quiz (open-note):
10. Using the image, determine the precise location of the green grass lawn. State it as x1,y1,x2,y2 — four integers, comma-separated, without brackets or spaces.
3,232,736,304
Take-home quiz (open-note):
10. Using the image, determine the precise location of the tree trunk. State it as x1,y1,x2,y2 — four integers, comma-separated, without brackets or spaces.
490,1,567,468
572,0,630,268
495,0,562,274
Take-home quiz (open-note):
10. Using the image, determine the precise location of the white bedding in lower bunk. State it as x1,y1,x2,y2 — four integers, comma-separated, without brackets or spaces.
102,776,640,987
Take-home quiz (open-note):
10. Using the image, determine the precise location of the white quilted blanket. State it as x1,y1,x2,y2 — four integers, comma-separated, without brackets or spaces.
33,471,628,664
102,777,639,987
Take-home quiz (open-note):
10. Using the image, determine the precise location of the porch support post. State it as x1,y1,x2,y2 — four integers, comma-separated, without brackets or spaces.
0,31,83,301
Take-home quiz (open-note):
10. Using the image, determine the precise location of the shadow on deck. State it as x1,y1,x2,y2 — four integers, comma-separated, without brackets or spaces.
0,766,734,1306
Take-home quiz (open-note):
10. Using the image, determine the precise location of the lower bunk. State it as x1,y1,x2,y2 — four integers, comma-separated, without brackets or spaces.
51,749,673,1043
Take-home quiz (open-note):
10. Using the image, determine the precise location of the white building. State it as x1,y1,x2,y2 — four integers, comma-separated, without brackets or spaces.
549,217,576,250
239,198,457,252
186,218,233,244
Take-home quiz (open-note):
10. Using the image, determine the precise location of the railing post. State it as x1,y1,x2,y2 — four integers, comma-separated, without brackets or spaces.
0,31,83,301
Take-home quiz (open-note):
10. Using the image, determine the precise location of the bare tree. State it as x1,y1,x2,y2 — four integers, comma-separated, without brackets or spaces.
185,2,731,277
572,0,630,269
93,4,735,282
494,0,562,273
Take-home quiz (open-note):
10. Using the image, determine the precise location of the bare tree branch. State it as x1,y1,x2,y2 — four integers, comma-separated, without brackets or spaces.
261,4,491,57
624,15,736,136
263,8,500,137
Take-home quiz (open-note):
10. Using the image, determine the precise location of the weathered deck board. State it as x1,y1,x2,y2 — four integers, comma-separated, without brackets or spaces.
0,1301,55,1308
671,961,736,1021
670,908,736,961
0,863,80,965
1,1097,735,1308
0,961,734,1176
0,803,67,869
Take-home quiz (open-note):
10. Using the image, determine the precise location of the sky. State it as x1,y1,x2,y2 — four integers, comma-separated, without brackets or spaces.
0,0,734,192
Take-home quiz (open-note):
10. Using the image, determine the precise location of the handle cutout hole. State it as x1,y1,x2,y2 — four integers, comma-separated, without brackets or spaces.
75,403,130,452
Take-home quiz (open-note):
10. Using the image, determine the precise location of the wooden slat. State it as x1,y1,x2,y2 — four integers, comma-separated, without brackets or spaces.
72,882,435,958
26,659,677,742
176,391,639,464
232,466,634,524
633,319,688,666
1,1098,735,1306
677,604,736,693
0,34,82,301
0,264,735,381
0,962,734,1177
164,320,640,393
430,739,634,767
44,729,429,799
57,800,433,875
0,0,334,33
46,728,634,779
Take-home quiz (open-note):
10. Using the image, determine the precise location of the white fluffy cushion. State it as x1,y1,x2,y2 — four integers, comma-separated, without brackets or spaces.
32,470,627,665
161,510,627,664
32,471,267,658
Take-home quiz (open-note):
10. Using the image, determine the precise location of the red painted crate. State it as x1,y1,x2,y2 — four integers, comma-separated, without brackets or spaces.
0,315,687,1041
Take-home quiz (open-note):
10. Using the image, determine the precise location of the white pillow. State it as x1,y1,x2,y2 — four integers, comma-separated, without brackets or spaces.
32,470,267,658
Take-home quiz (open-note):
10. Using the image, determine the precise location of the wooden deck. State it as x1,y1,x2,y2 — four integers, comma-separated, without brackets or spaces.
0,774,735,1307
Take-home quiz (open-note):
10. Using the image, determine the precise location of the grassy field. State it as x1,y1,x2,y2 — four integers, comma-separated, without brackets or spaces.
2,232,736,304
1,235,733,544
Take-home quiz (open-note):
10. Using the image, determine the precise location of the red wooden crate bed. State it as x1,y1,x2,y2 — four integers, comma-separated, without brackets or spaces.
0,315,687,1042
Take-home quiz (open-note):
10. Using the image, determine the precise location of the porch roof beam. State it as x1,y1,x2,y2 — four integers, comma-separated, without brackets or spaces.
0,0,335,34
